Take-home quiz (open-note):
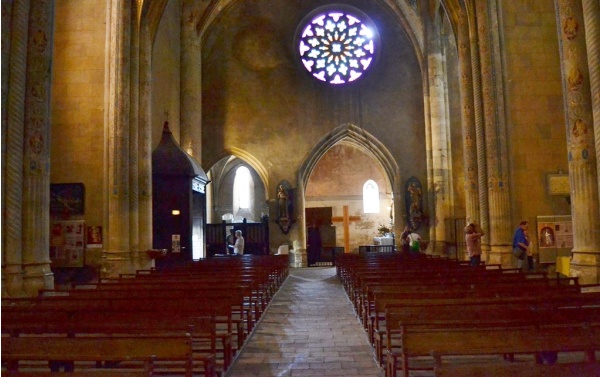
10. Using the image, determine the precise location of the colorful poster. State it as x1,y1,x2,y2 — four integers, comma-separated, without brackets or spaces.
49,220,85,267
86,226,103,249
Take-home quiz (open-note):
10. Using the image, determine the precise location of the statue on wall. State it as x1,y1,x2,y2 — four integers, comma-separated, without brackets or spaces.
277,185,289,219
275,181,294,234
405,177,423,230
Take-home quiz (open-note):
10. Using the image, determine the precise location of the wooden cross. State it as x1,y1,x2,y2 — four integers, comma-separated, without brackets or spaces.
331,205,361,253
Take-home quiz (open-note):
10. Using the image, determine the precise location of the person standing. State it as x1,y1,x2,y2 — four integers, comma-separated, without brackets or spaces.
512,220,529,270
524,230,534,271
406,230,421,254
226,228,235,255
233,230,245,255
399,226,411,254
464,222,485,266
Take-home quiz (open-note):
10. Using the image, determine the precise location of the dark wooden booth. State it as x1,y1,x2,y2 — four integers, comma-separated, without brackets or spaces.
152,122,210,267
205,219,270,257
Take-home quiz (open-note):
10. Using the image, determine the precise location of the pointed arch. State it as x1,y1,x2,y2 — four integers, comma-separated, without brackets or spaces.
298,123,400,194
224,147,270,197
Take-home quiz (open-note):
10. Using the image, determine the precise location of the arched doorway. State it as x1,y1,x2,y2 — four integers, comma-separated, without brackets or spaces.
298,124,401,260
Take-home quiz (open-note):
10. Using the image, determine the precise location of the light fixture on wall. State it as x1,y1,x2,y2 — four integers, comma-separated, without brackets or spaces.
172,209,181,215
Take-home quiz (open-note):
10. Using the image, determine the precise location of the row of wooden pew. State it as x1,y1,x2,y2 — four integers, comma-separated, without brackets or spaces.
336,252,600,377
2,255,289,377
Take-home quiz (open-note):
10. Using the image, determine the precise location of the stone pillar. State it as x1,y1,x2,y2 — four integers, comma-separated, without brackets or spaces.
581,0,600,195
138,21,153,269
21,0,55,295
104,0,133,277
180,0,203,160
477,0,513,266
2,0,29,297
457,11,480,255
467,4,491,263
426,18,452,257
295,177,308,266
129,1,140,268
555,0,600,283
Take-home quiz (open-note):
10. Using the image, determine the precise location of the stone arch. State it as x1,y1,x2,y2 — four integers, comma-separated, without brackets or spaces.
296,123,402,250
205,151,269,224
299,123,400,192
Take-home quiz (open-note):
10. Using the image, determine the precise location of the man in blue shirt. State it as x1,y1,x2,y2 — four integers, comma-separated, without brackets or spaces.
512,220,529,270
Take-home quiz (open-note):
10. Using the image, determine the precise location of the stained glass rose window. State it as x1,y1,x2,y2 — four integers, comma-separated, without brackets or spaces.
296,5,379,85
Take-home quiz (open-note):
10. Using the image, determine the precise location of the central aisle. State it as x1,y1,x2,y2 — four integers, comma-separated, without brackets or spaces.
226,267,383,377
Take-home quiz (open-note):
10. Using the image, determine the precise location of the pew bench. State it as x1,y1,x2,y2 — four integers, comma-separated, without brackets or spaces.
387,325,600,377
367,285,588,351
2,299,230,374
1,335,200,377
433,362,600,377
378,299,600,370
2,372,150,377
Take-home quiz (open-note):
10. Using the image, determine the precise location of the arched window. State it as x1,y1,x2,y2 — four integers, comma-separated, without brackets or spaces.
363,179,379,213
233,166,253,221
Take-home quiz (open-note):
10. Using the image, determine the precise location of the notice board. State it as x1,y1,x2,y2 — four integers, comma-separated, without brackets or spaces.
536,215,573,264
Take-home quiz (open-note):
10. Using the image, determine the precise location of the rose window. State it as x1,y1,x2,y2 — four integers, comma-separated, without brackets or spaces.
296,6,379,85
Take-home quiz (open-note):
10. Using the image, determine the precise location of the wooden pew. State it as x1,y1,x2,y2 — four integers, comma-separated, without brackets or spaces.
2,296,233,374
38,287,251,349
395,326,600,377
366,283,584,348
1,335,198,377
384,308,600,377
434,362,600,377
2,372,150,377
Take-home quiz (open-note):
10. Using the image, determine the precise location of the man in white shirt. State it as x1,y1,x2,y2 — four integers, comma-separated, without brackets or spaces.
233,230,245,255
406,231,421,253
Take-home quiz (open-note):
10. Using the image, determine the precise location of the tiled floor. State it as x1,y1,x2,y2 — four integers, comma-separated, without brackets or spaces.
225,267,383,377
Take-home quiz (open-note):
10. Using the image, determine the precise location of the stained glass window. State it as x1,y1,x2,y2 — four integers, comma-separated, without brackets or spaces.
297,6,379,85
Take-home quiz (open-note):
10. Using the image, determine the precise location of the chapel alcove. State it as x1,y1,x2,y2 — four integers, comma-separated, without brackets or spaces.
305,141,392,256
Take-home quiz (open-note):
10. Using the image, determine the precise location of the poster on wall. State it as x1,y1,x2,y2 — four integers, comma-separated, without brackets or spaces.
50,220,85,267
86,226,103,249
536,216,573,263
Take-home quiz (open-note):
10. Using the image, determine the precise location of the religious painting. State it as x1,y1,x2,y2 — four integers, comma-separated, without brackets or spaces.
405,177,423,230
50,183,85,216
86,226,103,249
50,220,85,267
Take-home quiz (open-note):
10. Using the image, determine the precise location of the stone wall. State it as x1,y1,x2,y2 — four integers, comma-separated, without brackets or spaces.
51,0,107,266
501,0,570,228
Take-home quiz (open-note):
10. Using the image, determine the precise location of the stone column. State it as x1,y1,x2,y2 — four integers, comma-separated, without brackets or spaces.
180,0,203,160
457,12,481,251
477,0,513,265
129,1,140,267
466,4,491,263
426,17,452,257
138,20,153,269
581,0,600,195
555,0,600,284
21,0,55,295
104,0,132,277
2,0,29,297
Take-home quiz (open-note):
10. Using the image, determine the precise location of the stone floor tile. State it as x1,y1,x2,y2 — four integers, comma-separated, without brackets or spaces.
225,267,383,377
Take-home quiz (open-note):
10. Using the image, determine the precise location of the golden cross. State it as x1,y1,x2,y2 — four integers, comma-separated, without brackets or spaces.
331,205,361,253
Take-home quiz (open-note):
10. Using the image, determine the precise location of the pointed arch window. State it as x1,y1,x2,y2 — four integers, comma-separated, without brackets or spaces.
233,166,254,221
363,179,379,213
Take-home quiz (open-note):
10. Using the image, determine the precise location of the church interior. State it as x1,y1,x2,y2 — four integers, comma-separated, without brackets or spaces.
2,0,600,374
3,0,599,292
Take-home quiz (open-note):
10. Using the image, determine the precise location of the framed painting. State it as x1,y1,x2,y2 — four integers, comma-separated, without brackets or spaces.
50,183,85,216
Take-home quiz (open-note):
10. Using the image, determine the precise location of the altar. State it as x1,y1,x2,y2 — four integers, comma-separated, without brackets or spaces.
373,236,394,246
